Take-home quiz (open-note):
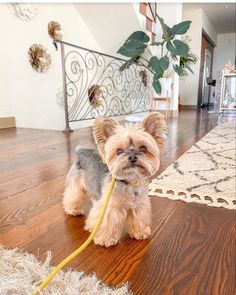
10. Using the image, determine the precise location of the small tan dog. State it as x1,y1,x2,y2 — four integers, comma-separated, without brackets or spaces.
63,112,167,247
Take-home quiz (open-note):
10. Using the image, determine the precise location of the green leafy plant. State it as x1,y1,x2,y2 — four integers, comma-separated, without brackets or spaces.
117,14,194,93
178,53,198,77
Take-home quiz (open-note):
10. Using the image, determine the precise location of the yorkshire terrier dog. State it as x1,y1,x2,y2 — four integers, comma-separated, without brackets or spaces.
63,112,167,247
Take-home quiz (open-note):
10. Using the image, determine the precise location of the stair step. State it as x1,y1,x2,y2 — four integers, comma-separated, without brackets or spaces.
146,17,153,32
139,3,147,16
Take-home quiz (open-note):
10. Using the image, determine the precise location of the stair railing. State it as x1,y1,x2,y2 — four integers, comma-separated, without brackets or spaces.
56,40,152,132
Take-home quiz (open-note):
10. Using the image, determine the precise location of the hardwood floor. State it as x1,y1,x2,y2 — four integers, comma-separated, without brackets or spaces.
0,110,235,295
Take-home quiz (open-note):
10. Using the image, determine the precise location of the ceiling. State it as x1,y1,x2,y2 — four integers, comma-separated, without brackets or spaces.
183,3,236,34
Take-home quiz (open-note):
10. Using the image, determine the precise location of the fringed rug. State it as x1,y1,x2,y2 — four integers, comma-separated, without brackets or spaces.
0,245,131,295
149,121,236,210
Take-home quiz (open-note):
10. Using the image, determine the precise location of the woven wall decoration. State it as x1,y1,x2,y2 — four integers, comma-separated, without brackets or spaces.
48,21,64,41
8,3,38,21
28,44,51,73
88,85,104,108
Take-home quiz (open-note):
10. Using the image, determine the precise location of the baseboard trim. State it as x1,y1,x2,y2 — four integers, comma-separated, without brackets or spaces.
0,117,16,129
179,105,198,110
156,109,179,118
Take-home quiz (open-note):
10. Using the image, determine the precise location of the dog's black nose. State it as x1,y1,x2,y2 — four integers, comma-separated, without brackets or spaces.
128,155,137,163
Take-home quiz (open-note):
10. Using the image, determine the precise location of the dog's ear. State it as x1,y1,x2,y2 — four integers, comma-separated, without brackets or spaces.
140,112,167,153
93,117,119,160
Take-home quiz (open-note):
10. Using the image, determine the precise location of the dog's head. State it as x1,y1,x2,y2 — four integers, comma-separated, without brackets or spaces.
93,112,167,183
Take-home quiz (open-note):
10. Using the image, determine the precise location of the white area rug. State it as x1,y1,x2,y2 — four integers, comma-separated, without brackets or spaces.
149,121,236,210
0,245,131,295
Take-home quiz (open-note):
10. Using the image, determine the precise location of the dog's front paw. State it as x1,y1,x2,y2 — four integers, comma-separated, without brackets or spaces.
129,226,151,240
93,235,119,248
64,208,85,216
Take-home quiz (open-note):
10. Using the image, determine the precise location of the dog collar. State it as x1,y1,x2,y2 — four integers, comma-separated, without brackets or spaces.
118,179,148,187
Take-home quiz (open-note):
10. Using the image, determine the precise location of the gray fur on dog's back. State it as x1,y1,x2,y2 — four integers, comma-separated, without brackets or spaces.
75,147,110,200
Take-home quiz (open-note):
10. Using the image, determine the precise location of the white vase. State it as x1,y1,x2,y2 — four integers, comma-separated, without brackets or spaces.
153,77,172,98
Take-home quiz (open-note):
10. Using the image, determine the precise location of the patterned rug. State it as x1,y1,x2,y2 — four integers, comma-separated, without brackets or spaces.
0,245,131,295
149,121,236,210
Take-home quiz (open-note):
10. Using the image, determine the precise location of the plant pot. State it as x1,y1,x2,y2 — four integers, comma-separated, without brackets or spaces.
153,77,172,98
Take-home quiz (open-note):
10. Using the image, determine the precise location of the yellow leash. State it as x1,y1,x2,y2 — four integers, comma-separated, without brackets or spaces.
32,176,116,295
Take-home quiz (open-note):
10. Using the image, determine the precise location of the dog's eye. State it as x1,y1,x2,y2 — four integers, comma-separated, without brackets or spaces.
140,146,147,153
116,148,124,156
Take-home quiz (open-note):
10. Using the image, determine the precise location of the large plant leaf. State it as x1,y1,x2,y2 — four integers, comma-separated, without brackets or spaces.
166,40,189,56
149,57,162,75
153,76,162,94
169,21,191,36
159,56,169,70
117,31,149,58
156,14,172,41
128,31,150,43
117,39,147,58
148,56,169,76
156,14,169,33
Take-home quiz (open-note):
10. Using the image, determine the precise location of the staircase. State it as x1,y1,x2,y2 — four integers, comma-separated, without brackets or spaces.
139,3,158,43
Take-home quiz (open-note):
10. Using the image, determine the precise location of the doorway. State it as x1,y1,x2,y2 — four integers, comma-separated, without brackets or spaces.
198,32,215,107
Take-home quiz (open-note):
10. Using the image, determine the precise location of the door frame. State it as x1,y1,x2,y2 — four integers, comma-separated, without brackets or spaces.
197,30,216,107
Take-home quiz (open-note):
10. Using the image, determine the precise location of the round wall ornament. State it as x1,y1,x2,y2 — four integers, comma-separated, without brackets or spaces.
9,3,38,21
28,44,51,73
48,21,64,40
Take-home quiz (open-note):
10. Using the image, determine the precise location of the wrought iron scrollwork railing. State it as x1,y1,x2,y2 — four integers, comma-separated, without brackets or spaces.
58,40,152,131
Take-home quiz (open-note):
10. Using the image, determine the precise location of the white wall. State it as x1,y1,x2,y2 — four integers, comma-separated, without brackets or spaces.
75,3,142,55
154,3,183,112
210,32,236,103
212,33,236,78
179,9,202,106
180,8,217,106
0,94,13,118
0,3,100,130
202,10,217,45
